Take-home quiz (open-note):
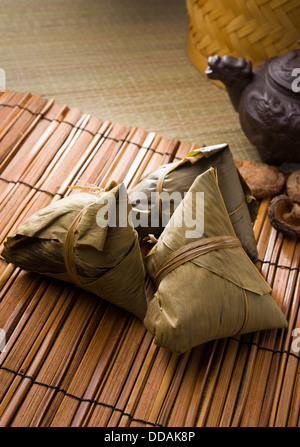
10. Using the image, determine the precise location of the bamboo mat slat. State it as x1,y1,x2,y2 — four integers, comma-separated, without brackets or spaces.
0,91,299,427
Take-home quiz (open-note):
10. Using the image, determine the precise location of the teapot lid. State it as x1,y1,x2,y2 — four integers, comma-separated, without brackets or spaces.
268,49,300,92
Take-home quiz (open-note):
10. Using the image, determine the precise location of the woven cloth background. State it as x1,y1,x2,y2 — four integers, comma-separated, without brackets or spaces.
0,0,260,161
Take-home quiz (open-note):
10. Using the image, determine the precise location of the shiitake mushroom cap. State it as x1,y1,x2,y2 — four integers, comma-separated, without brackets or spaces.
267,194,300,238
235,160,285,199
286,171,300,204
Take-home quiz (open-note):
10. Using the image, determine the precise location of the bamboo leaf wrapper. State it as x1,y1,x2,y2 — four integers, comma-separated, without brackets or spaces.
144,169,288,354
129,143,258,261
2,184,147,319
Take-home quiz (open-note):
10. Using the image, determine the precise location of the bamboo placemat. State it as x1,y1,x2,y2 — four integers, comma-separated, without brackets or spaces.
0,91,299,427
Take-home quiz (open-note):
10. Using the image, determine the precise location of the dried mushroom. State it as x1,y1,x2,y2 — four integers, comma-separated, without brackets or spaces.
267,195,300,238
235,160,285,199
286,171,300,204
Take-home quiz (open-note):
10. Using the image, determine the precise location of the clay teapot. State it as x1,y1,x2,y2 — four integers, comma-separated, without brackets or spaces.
205,47,300,166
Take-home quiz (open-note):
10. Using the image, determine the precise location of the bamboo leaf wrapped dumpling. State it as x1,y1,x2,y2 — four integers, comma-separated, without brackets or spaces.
2,183,147,319
129,143,258,261
144,169,287,354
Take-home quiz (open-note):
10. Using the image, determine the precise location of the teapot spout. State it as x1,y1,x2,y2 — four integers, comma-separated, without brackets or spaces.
206,55,253,111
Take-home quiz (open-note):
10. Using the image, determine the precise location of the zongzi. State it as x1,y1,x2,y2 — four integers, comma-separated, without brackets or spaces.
129,143,258,261
144,168,288,354
2,183,147,319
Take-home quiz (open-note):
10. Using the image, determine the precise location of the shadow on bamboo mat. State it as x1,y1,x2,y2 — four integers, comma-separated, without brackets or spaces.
0,91,299,427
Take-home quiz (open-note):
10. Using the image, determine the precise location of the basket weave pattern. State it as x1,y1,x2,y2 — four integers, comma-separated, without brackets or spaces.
186,0,300,77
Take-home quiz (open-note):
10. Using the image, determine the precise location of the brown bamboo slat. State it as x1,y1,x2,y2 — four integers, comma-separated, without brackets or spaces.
0,108,84,246
218,335,253,426
17,299,112,427
0,92,33,138
167,345,210,427
0,98,56,173
200,338,242,426
0,282,73,422
182,343,216,426
0,91,299,427
106,331,154,427
228,228,285,426
0,94,50,168
65,308,129,427
0,101,68,203
260,245,300,426
78,317,147,427
154,350,192,426
0,92,23,122
239,237,297,427
38,300,109,427
125,133,162,188
116,342,160,427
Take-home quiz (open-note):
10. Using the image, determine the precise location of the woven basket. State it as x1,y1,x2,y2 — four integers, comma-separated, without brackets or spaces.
186,0,300,86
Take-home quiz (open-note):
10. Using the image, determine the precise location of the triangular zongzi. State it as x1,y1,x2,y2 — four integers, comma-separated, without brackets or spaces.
129,143,258,261
144,169,288,354
2,183,147,319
